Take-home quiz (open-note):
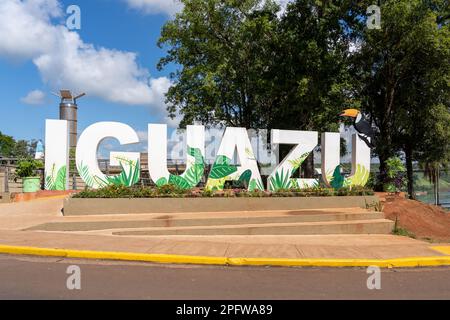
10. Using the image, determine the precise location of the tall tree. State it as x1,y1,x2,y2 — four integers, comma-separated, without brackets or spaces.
0,132,37,158
353,0,450,196
0,131,15,157
158,0,449,193
271,0,363,176
158,0,281,129
158,0,361,177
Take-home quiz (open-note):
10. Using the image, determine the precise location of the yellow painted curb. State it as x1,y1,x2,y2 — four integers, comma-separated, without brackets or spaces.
1,244,450,268
430,246,450,255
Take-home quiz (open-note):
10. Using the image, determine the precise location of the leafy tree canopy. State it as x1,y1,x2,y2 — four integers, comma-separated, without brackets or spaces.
158,0,282,129
157,0,450,193
352,0,449,195
0,131,37,158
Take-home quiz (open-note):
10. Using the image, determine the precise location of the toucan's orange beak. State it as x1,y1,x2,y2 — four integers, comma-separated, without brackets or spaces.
340,109,360,118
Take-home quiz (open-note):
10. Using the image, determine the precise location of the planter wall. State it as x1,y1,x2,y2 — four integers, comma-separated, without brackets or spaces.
13,190,78,203
63,195,379,216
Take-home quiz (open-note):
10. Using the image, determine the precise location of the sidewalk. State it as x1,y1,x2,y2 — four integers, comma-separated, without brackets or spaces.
0,198,449,267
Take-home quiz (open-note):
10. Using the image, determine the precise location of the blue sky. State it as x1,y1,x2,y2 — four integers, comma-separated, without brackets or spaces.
0,0,291,155
0,0,365,163
0,0,183,144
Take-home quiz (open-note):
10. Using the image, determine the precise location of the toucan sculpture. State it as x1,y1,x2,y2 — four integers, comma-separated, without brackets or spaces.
340,109,375,148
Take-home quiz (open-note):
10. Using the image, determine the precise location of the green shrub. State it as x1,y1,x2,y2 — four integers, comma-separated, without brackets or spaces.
201,189,215,198
15,159,43,178
392,227,416,239
155,184,187,196
382,157,407,192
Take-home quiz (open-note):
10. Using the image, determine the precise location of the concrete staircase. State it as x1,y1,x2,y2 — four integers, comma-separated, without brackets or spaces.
27,208,394,236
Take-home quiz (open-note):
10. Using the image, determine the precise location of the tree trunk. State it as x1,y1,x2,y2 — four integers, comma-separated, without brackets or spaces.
377,154,388,192
405,145,415,200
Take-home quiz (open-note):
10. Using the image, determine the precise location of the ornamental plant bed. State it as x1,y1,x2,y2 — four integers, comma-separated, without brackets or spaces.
64,185,377,216
72,184,374,199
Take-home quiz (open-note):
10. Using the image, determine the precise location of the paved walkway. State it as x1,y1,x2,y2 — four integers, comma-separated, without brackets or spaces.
0,198,448,262
0,230,445,259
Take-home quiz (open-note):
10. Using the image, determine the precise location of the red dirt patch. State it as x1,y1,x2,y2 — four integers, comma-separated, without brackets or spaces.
379,193,450,242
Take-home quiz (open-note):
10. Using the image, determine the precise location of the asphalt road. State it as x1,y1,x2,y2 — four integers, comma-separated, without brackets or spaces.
0,254,449,300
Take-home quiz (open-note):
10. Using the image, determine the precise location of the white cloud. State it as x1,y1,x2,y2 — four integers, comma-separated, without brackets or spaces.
275,0,292,15
136,130,148,142
0,0,171,117
0,0,62,60
125,0,183,16
276,1,292,8
165,115,181,128
349,40,362,54
258,0,292,15
20,89,46,105
124,0,292,16
33,31,171,108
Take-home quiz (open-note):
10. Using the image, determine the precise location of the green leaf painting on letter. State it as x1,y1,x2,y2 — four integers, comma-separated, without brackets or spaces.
45,163,67,191
330,165,345,190
209,155,238,179
106,158,140,187
168,174,192,190
157,145,205,189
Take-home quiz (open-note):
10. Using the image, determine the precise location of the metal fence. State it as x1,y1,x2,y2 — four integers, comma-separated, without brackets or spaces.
0,157,204,192
1,157,448,209
413,170,450,209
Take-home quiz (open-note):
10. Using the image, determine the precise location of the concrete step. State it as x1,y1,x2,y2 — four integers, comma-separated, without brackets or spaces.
26,210,384,232
112,219,395,236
